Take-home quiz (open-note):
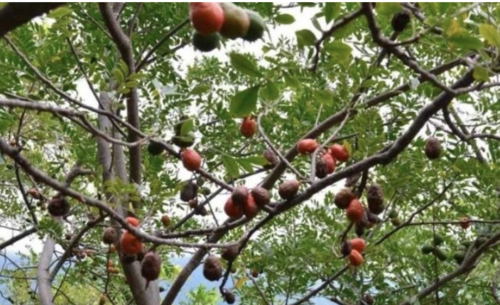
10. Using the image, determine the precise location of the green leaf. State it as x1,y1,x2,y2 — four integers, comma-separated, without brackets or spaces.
324,3,340,23
112,68,125,84
443,18,461,37
48,6,72,19
242,156,267,166
222,156,240,178
229,86,260,118
314,89,335,105
448,29,483,50
311,18,322,32
229,53,262,78
323,41,352,65
180,118,195,136
237,158,254,172
118,87,131,94
298,2,316,7
473,66,489,82
479,24,500,49
376,3,401,16
190,84,211,95
235,276,248,289
284,74,301,91
0,111,14,133
118,59,129,77
275,14,295,24
125,80,139,88
128,72,145,81
261,82,280,101
296,29,316,48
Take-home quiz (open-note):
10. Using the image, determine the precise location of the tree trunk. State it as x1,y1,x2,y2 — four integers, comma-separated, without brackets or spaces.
97,92,159,305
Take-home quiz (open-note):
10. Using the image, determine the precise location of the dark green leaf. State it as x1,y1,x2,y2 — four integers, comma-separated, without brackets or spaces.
448,29,483,50
230,53,262,78
375,3,402,16
222,156,240,178
314,89,335,105
48,6,72,19
261,82,280,101
296,29,316,48
323,3,340,23
180,118,195,136
473,66,489,82
275,14,295,24
284,74,301,91
479,24,500,49
323,41,352,64
190,84,211,95
229,86,260,117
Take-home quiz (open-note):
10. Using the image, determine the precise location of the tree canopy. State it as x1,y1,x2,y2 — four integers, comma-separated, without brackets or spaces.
1,2,500,305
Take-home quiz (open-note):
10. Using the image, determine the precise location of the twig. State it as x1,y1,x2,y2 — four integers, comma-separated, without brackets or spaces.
257,113,306,180
65,37,127,137
374,179,456,246
0,227,37,251
0,97,233,191
310,7,364,71
136,18,190,71
0,137,238,249
249,274,271,305
76,3,113,40
355,170,369,198
310,109,351,181
127,3,143,36
400,229,500,304
49,215,105,280
289,266,349,305
448,106,487,163
361,4,455,95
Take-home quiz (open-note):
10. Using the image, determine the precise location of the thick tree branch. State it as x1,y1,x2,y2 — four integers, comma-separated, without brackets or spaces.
362,3,456,94
261,56,465,191
0,137,238,249
38,234,57,305
0,98,146,147
99,2,142,192
96,91,157,305
162,60,476,305
0,3,64,37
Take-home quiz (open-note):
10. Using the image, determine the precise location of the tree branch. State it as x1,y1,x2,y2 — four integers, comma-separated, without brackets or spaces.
0,227,37,251
310,7,364,71
0,3,64,37
136,18,190,71
49,215,105,280
99,3,142,192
